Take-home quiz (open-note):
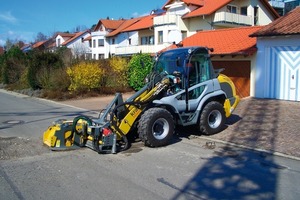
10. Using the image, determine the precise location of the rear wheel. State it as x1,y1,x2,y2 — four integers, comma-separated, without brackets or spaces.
138,108,174,147
199,101,226,135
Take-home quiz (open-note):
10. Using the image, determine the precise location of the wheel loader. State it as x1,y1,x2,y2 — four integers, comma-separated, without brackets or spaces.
43,46,239,153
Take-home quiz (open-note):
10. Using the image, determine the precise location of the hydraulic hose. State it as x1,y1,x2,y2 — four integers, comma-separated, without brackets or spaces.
72,115,93,136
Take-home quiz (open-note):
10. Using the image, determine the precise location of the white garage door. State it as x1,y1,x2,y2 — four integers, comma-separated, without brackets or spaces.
266,46,300,101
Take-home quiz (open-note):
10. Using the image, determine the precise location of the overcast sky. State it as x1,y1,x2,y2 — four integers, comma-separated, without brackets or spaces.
0,0,166,45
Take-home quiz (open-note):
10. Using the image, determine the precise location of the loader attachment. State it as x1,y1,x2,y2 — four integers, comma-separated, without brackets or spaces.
43,93,127,154
43,119,83,150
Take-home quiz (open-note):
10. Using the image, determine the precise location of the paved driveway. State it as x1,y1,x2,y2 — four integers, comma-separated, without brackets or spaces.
207,98,300,158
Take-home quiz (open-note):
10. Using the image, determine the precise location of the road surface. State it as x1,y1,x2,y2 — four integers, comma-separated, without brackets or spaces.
1,90,300,200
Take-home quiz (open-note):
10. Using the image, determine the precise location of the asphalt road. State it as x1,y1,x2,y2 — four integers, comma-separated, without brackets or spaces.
1,89,300,200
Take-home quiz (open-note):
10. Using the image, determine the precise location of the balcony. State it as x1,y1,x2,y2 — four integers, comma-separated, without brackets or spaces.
154,14,177,27
213,12,253,27
115,45,157,55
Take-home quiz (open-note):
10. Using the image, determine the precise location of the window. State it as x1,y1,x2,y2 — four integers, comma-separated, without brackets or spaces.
98,39,104,47
141,36,154,45
188,54,212,87
112,38,115,45
98,54,104,59
57,38,61,46
181,31,187,40
241,7,247,16
149,36,154,44
129,38,131,45
227,5,237,13
254,6,259,25
141,36,148,45
158,31,163,44
93,39,96,48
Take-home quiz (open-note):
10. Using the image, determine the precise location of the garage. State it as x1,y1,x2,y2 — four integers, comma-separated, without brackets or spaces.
250,7,300,101
265,46,300,101
212,61,251,98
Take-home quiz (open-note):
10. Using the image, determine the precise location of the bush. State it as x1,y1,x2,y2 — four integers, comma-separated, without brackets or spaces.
109,57,129,88
1,46,27,84
128,53,153,90
67,61,104,92
27,52,64,90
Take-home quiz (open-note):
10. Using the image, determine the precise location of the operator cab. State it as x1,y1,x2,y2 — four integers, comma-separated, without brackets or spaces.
154,47,215,96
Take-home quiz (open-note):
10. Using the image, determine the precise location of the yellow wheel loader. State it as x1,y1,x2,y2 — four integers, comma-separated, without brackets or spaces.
43,47,239,153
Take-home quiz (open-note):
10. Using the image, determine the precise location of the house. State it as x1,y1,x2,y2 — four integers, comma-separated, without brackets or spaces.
21,38,56,53
112,15,159,56
91,19,126,59
111,0,279,58
32,38,56,52
250,6,300,101
55,31,91,59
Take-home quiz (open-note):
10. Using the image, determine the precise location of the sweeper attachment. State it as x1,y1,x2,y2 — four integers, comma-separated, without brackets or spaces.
43,46,240,154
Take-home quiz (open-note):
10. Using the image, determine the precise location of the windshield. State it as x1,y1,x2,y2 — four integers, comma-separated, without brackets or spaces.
154,49,189,75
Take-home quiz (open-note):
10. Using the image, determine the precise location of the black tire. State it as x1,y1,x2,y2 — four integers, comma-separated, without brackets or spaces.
138,108,174,147
199,101,226,135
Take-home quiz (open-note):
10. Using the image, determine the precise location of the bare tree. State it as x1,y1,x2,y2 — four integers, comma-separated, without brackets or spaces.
72,25,88,33
35,32,48,42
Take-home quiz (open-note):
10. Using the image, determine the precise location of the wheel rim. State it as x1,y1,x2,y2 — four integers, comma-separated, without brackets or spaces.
152,118,170,140
208,110,222,129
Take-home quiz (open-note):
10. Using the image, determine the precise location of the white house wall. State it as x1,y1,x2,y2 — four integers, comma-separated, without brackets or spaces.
255,0,276,25
91,31,106,59
255,35,300,101
65,32,91,58
187,16,214,34
56,35,66,46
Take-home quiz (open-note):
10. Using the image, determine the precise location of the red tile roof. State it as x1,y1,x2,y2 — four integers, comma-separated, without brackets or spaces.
94,19,126,31
163,0,204,8
62,31,90,46
32,40,47,49
183,0,231,18
163,0,279,19
55,32,75,39
107,18,141,37
164,26,262,56
122,15,154,32
250,6,300,37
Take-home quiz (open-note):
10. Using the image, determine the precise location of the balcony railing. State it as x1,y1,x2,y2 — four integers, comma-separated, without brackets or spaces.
115,44,168,55
154,14,177,26
115,45,156,55
213,12,253,26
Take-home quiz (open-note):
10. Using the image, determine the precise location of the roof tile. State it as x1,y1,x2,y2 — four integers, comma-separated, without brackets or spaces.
165,26,262,56
62,31,89,46
122,15,155,32
94,19,126,31
183,0,232,18
250,6,300,37
107,18,141,37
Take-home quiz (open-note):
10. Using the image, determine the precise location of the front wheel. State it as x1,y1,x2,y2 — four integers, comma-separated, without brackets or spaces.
138,108,174,147
199,101,226,135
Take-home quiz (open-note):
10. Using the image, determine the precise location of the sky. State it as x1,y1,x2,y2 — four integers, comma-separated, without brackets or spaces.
0,0,166,46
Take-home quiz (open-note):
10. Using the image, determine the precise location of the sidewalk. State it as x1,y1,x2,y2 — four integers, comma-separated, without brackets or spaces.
60,94,300,159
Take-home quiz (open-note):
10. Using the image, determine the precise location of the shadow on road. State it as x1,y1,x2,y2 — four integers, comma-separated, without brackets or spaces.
171,99,282,199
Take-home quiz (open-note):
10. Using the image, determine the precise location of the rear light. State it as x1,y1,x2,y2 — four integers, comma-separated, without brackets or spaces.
102,128,112,136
